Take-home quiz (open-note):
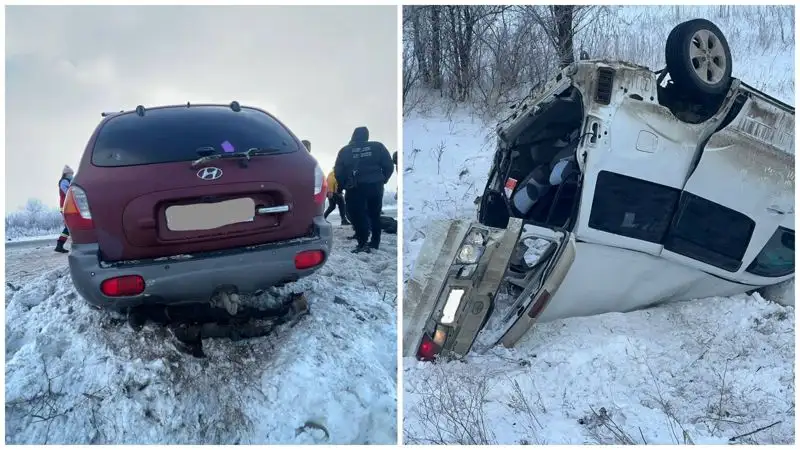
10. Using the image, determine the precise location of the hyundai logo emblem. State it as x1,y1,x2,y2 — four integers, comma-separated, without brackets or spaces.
197,167,223,181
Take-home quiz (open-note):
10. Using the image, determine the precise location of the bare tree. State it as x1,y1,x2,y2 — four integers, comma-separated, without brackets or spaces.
523,5,606,69
429,7,443,90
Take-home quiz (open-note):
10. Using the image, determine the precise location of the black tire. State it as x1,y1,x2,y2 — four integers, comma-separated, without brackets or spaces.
664,21,688,66
665,19,732,96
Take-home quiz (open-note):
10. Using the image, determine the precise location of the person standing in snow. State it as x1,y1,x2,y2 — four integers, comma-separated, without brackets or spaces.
55,165,74,254
334,126,394,253
392,151,398,201
323,169,350,226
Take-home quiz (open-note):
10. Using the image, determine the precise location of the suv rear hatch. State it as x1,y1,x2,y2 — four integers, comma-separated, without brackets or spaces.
73,105,324,262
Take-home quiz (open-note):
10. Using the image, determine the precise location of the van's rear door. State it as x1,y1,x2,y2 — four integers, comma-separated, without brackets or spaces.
472,223,576,352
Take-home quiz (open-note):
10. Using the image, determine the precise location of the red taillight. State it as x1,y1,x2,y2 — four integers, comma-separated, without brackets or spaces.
295,250,325,270
62,185,94,231
416,334,441,361
100,275,145,297
313,163,328,206
527,289,551,318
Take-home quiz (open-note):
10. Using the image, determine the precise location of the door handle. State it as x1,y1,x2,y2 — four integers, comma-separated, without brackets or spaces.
256,205,290,215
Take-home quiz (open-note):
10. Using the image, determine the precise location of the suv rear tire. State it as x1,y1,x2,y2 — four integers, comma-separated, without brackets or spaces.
665,19,733,96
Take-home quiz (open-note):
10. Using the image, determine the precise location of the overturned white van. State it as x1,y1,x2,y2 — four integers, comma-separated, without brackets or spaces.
404,19,794,361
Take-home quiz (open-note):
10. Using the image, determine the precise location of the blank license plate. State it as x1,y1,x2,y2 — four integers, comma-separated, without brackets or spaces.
166,198,255,231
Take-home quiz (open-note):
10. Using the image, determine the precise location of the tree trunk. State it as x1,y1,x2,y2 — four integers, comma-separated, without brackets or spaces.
553,5,574,68
410,8,429,85
430,6,443,90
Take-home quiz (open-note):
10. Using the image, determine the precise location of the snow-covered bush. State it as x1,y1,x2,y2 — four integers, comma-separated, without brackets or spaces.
5,199,64,240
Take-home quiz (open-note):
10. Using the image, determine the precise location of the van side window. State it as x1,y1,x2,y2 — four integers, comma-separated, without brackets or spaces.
663,193,755,272
589,171,680,243
746,227,794,278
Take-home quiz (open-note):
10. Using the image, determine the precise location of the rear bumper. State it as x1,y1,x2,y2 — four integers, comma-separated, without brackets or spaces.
68,216,332,310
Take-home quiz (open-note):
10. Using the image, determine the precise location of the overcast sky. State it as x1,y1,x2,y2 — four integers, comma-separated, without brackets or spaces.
5,5,398,210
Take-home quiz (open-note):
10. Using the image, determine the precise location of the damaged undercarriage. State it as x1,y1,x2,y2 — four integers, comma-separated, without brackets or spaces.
126,292,310,358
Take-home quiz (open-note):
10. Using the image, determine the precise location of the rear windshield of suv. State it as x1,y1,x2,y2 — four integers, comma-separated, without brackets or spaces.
91,106,299,167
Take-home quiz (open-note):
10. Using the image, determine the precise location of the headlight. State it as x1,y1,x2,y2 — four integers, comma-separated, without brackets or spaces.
464,229,485,246
456,244,483,264
455,229,486,264
440,289,465,325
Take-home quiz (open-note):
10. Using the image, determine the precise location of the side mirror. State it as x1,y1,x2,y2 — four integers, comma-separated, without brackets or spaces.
301,140,311,152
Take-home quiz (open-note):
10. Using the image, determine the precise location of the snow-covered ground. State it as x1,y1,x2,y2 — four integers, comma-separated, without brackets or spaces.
402,112,495,280
5,223,397,444
5,234,61,246
401,9,795,440
404,293,794,444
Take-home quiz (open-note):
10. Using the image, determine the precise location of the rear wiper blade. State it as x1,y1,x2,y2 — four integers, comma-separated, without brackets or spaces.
191,147,283,168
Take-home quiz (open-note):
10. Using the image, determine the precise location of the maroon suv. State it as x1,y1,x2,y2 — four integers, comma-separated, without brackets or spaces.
63,102,332,311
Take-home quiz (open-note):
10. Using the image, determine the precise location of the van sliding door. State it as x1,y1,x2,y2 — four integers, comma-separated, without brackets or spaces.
660,94,795,283
574,95,706,255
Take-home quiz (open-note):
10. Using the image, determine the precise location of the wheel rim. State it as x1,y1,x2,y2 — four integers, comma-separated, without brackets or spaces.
689,29,727,85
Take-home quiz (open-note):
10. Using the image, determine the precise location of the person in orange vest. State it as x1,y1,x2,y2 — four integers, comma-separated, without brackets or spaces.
55,165,74,253
323,169,350,225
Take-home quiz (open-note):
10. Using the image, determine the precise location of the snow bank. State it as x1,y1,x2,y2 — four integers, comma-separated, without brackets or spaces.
402,109,494,279
404,294,794,444
5,225,397,444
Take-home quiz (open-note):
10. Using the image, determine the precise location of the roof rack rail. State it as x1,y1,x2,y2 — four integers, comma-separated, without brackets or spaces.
101,110,125,117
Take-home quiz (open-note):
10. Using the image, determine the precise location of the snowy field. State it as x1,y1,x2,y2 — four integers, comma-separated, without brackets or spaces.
404,294,794,445
402,7,794,444
5,223,397,444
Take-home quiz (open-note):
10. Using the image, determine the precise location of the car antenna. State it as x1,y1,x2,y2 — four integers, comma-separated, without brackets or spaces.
230,101,241,112
135,105,146,117
187,101,191,108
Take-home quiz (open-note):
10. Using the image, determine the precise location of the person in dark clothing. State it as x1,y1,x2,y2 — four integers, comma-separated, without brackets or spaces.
55,165,74,253
334,126,394,253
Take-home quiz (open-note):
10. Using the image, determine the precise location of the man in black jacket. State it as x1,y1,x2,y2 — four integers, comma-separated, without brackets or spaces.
335,126,394,253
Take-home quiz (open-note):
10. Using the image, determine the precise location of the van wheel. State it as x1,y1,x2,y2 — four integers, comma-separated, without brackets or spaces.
665,19,732,96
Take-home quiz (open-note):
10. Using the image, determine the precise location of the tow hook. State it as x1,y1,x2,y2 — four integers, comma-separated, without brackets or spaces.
214,290,241,316
286,292,310,327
